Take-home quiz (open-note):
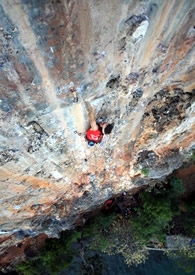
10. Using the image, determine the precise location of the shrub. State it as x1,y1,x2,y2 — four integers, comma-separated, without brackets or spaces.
165,245,195,274
84,212,116,251
183,200,195,237
86,215,149,267
169,176,184,197
141,167,149,176
130,191,177,244
130,178,184,244
16,230,81,275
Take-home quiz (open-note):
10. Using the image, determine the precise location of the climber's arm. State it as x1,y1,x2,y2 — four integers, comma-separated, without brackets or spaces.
89,107,98,131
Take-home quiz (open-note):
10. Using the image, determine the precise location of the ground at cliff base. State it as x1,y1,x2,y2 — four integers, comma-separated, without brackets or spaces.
0,234,48,274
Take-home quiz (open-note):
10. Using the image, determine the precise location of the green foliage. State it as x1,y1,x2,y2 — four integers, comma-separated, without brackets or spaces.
166,246,195,274
16,230,81,275
141,167,149,176
183,200,195,237
16,259,38,275
192,152,195,161
16,176,194,273
130,192,176,244
83,213,135,270
184,215,195,237
100,218,149,266
85,214,149,267
16,214,115,275
183,199,195,213
84,212,116,251
177,250,195,273
39,230,81,273
130,177,184,244
169,176,184,196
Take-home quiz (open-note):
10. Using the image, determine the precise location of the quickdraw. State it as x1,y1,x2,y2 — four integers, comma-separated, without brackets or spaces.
69,87,78,103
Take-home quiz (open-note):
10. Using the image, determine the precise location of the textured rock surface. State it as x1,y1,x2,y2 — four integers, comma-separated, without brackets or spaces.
0,0,194,255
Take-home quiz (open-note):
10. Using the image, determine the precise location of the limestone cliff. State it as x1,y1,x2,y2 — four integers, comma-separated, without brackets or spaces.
0,0,194,254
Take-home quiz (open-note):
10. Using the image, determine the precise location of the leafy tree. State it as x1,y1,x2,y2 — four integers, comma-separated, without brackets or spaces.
165,244,195,274
130,177,184,244
16,176,193,273
84,212,116,251
177,248,195,274
169,176,184,197
183,200,195,237
84,214,149,267
130,192,176,244
100,217,149,266
141,167,149,176
16,230,81,275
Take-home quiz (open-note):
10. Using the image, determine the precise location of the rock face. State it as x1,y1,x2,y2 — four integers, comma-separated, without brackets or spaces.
0,0,194,253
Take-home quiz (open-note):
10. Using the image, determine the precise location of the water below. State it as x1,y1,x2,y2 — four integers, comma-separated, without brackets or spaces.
60,251,195,275
102,251,194,275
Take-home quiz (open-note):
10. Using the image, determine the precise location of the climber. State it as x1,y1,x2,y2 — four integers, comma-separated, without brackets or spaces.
86,104,113,146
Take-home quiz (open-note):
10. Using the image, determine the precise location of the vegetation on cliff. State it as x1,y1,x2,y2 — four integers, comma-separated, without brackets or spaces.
16,176,195,274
